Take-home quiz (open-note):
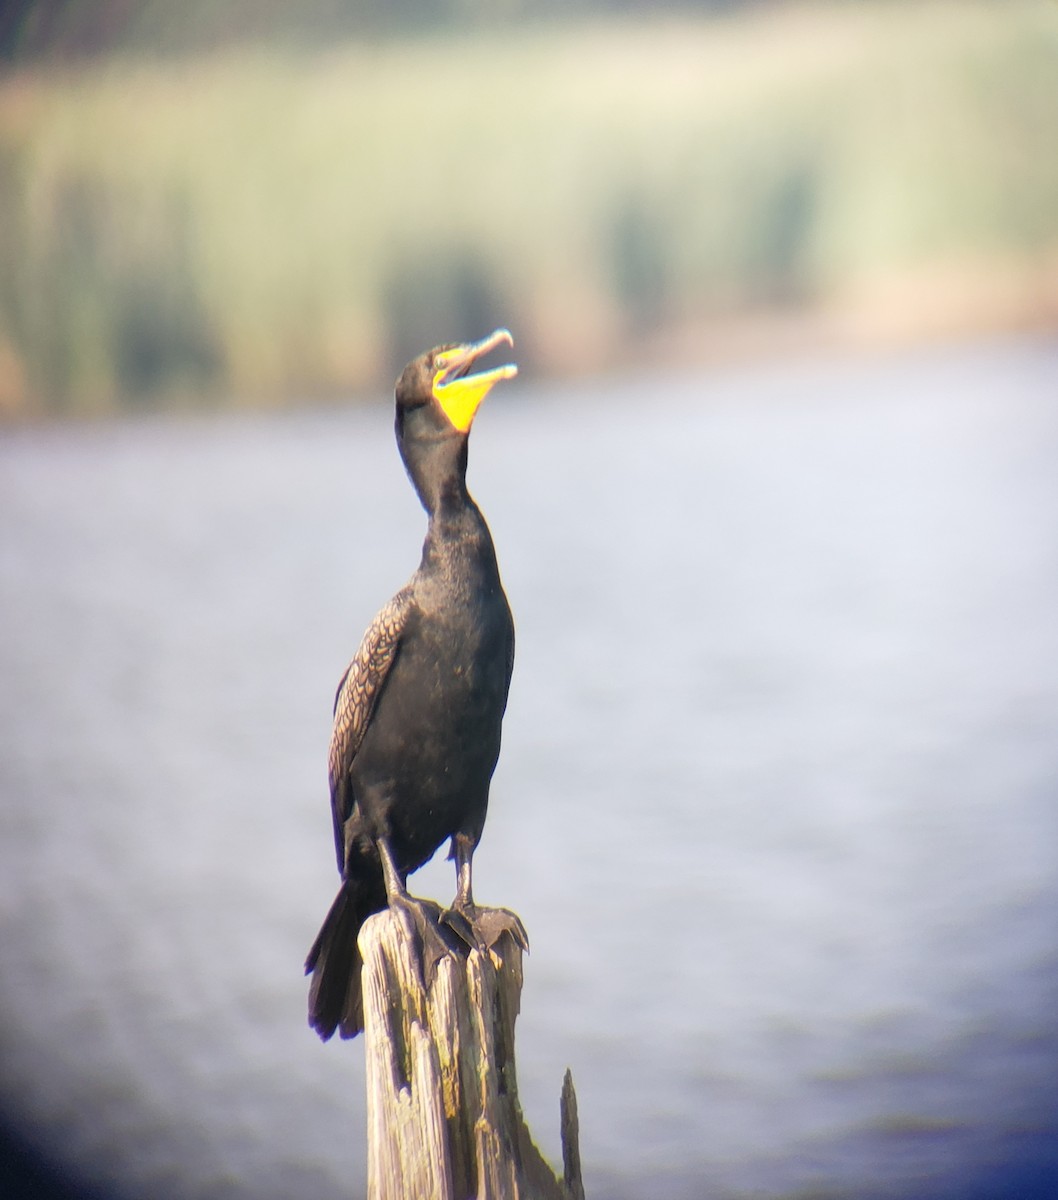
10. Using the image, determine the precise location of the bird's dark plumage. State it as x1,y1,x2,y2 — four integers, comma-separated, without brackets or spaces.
305,329,518,1041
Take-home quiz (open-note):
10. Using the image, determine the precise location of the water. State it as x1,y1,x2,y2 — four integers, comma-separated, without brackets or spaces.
1,337,1057,1200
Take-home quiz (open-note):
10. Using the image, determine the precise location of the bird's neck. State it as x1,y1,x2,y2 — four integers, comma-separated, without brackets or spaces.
402,428,468,518
401,428,495,569
419,482,497,580
427,479,485,540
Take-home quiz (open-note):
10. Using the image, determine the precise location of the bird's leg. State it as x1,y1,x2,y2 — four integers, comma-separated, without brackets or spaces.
442,833,529,953
377,836,407,903
438,833,484,951
376,837,458,985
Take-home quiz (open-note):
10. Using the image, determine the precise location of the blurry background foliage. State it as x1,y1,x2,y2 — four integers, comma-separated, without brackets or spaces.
0,0,1056,417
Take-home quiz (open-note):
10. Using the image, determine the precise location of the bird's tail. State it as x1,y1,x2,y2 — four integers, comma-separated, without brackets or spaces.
305,880,373,1041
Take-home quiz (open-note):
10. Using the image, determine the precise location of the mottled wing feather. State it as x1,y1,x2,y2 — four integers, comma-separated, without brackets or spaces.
328,587,413,869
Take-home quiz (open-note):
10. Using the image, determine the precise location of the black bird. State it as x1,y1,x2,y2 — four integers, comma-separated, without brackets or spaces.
306,328,523,1041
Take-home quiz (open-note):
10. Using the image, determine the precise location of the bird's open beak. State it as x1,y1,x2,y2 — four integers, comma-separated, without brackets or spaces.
432,328,518,432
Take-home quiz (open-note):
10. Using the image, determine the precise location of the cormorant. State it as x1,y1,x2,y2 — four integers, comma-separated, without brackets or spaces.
305,328,523,1041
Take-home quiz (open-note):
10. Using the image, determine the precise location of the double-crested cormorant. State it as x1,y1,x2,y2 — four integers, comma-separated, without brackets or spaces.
305,329,522,1041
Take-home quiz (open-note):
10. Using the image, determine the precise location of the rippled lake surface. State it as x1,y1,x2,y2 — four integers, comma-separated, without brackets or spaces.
2,337,1058,1200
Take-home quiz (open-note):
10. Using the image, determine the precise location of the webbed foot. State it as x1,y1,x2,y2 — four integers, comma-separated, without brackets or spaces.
441,902,529,956
438,904,483,953
388,892,463,988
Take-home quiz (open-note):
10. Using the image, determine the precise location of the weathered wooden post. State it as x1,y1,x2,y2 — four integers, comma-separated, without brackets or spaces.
360,905,585,1200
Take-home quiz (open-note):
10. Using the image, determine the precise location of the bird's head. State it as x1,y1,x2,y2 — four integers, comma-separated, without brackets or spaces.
395,328,518,439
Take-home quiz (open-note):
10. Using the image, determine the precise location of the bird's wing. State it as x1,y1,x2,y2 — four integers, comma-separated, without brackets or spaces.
328,586,414,870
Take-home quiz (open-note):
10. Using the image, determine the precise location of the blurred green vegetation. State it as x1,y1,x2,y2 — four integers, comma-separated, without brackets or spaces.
1,1,1057,416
